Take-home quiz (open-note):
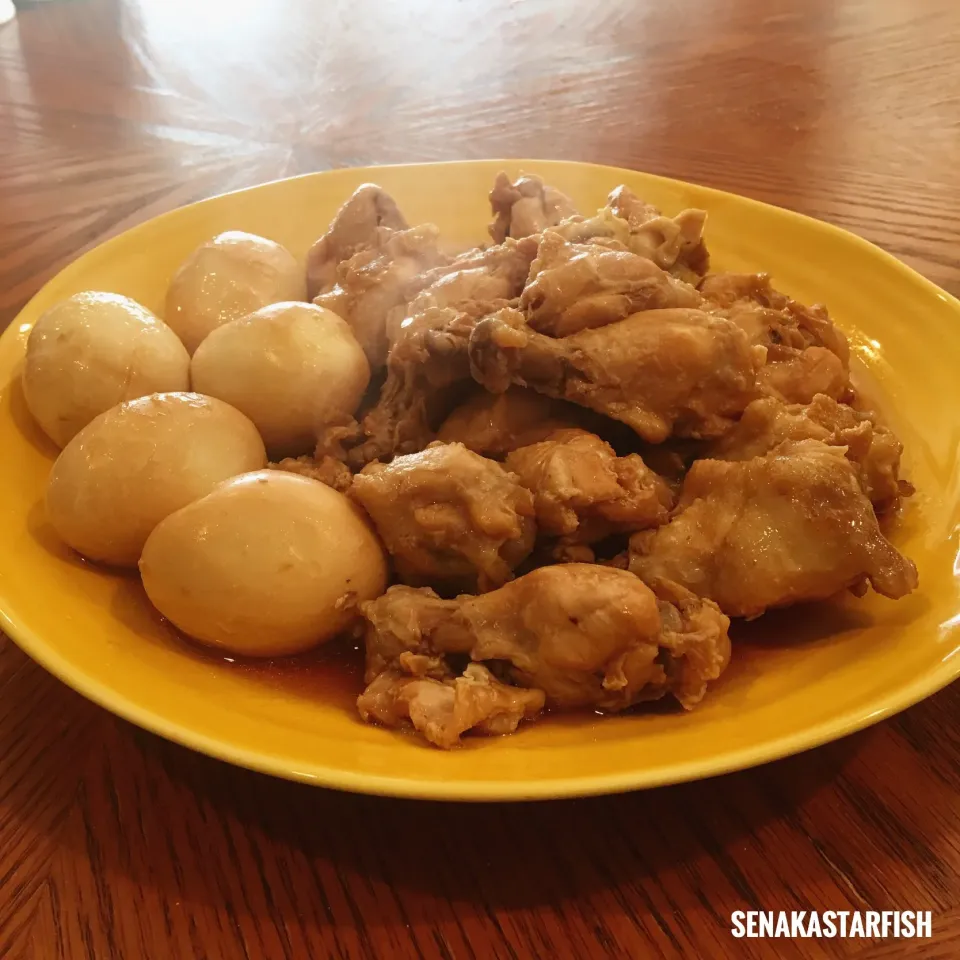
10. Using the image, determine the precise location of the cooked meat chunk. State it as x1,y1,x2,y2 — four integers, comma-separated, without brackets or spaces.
314,224,449,368
359,565,730,719
269,455,353,492
457,565,725,710
629,439,918,618
701,273,851,404
607,185,710,277
505,429,673,541
359,584,460,681
758,345,848,405
385,236,537,346
358,660,545,748
708,394,906,509
437,386,587,457
347,303,505,467
306,183,409,297
488,172,578,244
469,307,765,442
520,231,701,337
350,441,536,592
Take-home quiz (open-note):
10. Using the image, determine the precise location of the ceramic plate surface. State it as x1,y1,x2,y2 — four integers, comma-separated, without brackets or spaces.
1,160,958,799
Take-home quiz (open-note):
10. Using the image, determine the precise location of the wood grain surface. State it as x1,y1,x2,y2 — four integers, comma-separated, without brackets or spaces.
1,0,959,957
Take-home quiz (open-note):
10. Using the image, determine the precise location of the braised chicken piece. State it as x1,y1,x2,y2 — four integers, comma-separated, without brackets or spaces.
360,584,460,681
358,658,545,749
306,183,409,298
313,224,449,368
345,303,506,467
488,172,578,244
350,441,536,593
505,429,673,542
436,386,587,457
385,236,537,346
629,439,918,618
469,307,765,442
553,187,709,280
520,231,701,337
708,394,906,510
700,273,851,404
359,565,730,725
607,185,710,278
269,454,353,492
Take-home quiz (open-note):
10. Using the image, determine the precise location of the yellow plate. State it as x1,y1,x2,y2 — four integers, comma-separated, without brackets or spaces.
2,161,959,800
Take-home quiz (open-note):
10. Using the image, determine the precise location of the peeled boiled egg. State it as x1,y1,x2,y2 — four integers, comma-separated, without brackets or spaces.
139,470,388,657
22,292,190,448
190,301,370,457
46,392,266,567
164,231,306,353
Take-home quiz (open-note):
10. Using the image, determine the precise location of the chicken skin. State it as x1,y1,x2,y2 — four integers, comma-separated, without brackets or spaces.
357,659,545,749
385,236,537,346
358,565,730,729
314,224,449,368
437,386,588,457
700,273,851,404
344,303,498,467
553,186,709,280
708,394,906,510
607,185,710,278
469,307,765,442
350,442,536,593
306,183,409,298
629,439,918,618
505,429,674,542
520,230,701,337
488,172,579,244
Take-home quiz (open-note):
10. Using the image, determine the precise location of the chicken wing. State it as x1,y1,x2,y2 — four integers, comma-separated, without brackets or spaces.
488,172,578,243
469,307,765,442
306,183,409,297
629,439,918,618
700,273,851,404
350,441,536,593
708,394,906,510
505,429,673,541
358,658,545,749
359,565,730,718
520,231,701,337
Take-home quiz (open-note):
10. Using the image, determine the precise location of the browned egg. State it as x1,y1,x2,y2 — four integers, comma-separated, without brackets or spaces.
190,301,370,457
164,231,306,353
46,392,266,567
22,292,190,448
140,471,388,657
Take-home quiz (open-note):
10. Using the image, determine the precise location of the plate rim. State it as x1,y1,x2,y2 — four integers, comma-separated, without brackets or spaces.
3,159,959,801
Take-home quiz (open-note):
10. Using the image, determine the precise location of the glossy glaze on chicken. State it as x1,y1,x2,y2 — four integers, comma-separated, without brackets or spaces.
293,174,917,748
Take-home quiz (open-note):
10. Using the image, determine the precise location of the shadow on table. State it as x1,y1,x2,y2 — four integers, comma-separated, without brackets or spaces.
127,720,866,915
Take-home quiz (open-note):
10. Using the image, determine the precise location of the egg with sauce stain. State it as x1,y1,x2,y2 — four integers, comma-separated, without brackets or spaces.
191,301,370,457
164,231,306,353
22,292,190,448
140,471,388,657
46,392,266,567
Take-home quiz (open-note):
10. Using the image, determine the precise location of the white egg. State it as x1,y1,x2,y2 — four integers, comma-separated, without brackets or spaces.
46,392,266,567
164,231,306,353
22,292,190,448
190,301,370,457
140,470,388,657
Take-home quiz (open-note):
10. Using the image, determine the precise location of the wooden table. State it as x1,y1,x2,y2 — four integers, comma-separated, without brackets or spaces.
2,1,959,957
